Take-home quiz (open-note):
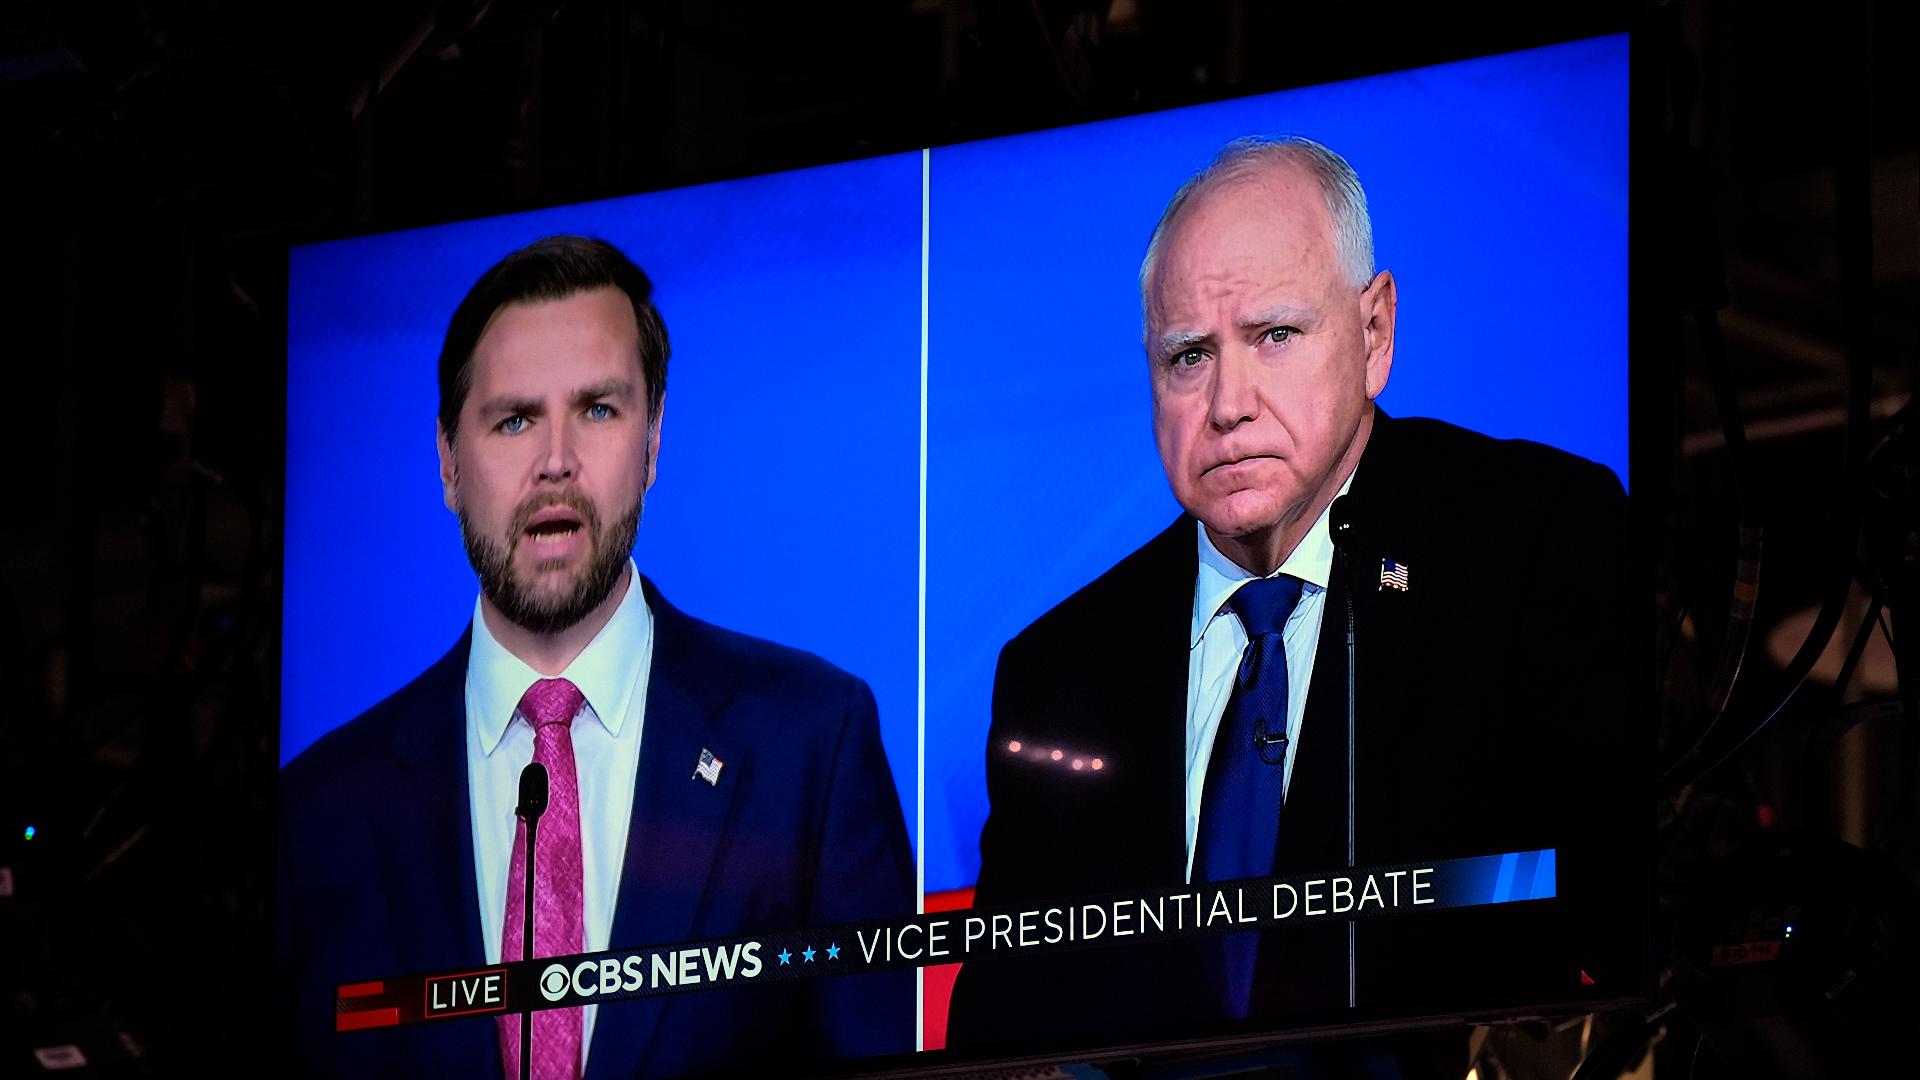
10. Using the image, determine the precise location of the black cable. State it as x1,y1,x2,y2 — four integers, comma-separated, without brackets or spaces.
1799,593,1884,838
1660,561,1852,796
1834,596,1884,700
1646,5,1771,784
1659,0,1878,796
1863,400,1919,745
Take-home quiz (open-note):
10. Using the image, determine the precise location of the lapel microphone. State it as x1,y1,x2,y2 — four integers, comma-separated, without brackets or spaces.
1252,717,1289,765
515,762,549,1080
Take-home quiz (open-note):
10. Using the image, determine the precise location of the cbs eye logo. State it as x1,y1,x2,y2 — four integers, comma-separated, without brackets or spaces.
539,963,571,1002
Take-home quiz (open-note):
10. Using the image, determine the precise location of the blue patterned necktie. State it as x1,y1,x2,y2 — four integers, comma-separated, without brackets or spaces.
1194,573,1305,1017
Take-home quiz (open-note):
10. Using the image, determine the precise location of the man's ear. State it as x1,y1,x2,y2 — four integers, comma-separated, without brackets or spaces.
436,421,459,513
644,396,664,491
1361,269,1397,399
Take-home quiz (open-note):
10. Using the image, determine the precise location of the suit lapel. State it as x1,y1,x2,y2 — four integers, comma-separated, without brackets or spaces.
383,630,495,1071
589,578,745,1079
1123,516,1208,885
1278,575,1354,875
1278,408,1416,874
1343,412,1419,866
1349,549,1417,866
385,630,487,969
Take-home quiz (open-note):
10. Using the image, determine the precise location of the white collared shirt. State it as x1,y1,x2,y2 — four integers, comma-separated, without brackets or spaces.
466,560,653,1071
1183,473,1354,883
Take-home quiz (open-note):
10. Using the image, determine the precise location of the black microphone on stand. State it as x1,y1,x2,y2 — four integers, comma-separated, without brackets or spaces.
1329,494,1372,558
1328,494,1366,784
1329,495,1369,701
1328,495,1364,1010
515,763,549,1080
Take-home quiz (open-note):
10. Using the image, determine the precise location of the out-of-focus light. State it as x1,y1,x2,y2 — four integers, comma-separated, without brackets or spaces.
1007,740,1022,753
1050,750,1063,761
1091,759,1104,771
1785,924,1795,936
1072,759,1084,771
22,826,35,841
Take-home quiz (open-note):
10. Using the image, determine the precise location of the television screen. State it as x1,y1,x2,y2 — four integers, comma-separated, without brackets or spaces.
278,30,1638,1076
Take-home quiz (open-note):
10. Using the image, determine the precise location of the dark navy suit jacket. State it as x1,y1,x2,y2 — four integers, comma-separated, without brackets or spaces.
276,576,914,1078
947,413,1641,1058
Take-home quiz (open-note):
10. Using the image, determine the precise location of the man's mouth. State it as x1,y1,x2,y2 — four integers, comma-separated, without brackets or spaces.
521,505,588,547
1203,453,1278,477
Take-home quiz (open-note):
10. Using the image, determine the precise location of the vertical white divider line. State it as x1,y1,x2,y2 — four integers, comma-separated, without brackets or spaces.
915,144,931,1054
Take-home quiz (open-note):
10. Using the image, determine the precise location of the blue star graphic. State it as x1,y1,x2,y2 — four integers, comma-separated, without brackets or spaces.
826,943,841,960
777,948,792,965
802,945,817,962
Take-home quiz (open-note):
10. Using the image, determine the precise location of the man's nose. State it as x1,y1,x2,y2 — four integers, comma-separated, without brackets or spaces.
1208,349,1260,431
537,416,578,482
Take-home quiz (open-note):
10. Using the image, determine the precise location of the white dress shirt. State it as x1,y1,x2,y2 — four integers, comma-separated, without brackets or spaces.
1184,473,1354,883
466,560,653,1072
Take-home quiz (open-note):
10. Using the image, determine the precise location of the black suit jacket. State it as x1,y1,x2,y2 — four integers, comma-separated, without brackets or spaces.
276,576,915,1078
947,412,1638,1057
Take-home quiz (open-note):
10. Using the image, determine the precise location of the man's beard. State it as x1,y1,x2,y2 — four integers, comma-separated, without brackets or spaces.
459,488,641,636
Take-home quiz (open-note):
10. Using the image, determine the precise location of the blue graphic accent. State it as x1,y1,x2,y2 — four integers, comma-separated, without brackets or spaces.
777,948,792,966
826,943,841,960
1529,848,1557,901
1416,849,1558,908
1493,851,1519,903
802,945,816,963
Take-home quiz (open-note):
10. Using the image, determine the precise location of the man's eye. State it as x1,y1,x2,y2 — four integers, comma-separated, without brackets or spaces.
1172,349,1206,368
1264,326,1298,345
498,415,529,434
585,403,616,421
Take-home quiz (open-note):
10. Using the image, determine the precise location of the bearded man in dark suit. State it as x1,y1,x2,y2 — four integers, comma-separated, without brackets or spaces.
277,236,913,1078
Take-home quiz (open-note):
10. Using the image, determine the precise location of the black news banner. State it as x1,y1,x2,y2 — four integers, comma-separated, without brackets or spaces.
334,848,1556,1031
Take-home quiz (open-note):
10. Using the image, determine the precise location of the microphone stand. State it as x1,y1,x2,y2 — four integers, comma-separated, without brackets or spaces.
1330,497,1361,1009
516,763,549,1080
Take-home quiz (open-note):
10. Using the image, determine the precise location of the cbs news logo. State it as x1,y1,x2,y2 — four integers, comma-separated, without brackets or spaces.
541,942,764,1002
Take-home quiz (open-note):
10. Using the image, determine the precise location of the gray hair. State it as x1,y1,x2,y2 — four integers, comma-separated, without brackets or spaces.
1139,135,1376,305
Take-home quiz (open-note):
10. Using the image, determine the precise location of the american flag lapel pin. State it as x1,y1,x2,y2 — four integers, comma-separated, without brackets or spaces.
1379,557,1411,592
693,748,724,786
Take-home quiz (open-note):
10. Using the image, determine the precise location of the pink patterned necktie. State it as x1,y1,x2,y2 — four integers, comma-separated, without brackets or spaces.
499,678,586,1080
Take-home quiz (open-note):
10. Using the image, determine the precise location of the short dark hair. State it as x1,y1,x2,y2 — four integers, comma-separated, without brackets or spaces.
437,235,670,444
